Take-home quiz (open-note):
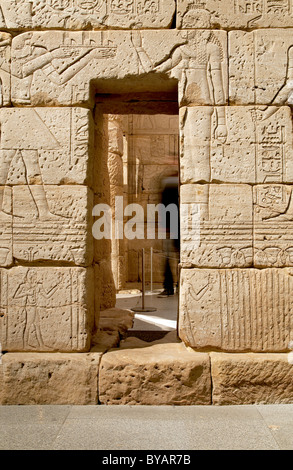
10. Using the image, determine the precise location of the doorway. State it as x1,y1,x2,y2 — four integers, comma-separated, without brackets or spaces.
93,92,179,342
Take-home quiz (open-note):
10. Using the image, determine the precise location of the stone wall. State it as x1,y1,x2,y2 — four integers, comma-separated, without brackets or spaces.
1,0,293,404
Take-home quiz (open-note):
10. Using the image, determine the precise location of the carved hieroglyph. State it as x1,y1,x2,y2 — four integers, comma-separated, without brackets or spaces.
177,0,293,29
179,268,293,352
0,0,176,30
254,185,293,267
229,29,293,105
180,184,253,268
0,267,94,352
0,32,11,107
0,185,93,266
180,106,293,184
0,108,94,267
10,30,227,107
0,108,94,185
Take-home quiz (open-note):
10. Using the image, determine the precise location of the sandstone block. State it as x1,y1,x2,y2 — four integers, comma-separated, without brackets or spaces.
0,0,176,30
0,107,94,186
99,342,211,405
0,352,101,405
229,29,293,105
94,261,116,311
254,185,293,267
180,106,293,184
98,307,134,336
11,30,227,107
177,0,293,29
0,185,93,267
0,32,11,107
211,352,293,405
0,266,94,352
180,184,253,268
179,268,293,352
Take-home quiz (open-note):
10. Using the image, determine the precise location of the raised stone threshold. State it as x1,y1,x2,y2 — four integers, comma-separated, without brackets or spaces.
1,335,293,406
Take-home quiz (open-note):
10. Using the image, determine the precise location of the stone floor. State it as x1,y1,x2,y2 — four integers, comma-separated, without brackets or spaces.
116,288,178,332
1,404,293,450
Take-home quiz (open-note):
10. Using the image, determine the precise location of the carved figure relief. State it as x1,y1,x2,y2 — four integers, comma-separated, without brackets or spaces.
0,267,93,352
0,108,93,266
180,268,293,351
0,33,11,107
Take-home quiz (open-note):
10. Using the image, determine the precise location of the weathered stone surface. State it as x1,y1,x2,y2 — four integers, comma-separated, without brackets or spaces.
0,352,101,405
91,329,120,353
177,0,293,29
254,185,293,267
229,29,293,105
180,184,253,268
180,106,293,184
94,261,116,311
11,30,227,107
0,185,93,267
0,32,11,107
211,352,293,405
99,341,211,405
98,307,134,335
179,268,293,352
0,108,94,185
0,0,176,30
0,266,94,352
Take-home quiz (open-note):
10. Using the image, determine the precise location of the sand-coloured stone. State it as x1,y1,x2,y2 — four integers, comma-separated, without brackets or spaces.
10,30,227,107
0,185,93,267
180,184,253,268
99,340,211,405
0,107,94,185
177,0,293,29
229,29,293,105
0,0,176,30
211,352,293,405
254,185,293,267
0,31,11,107
0,266,94,352
179,268,293,352
180,106,293,184
0,352,101,405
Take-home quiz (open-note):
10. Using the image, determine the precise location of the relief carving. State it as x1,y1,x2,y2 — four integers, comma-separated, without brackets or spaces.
254,185,293,267
0,267,94,352
177,0,293,28
179,268,293,351
0,0,174,29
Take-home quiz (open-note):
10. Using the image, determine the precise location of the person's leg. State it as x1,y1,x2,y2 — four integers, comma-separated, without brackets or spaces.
164,257,174,295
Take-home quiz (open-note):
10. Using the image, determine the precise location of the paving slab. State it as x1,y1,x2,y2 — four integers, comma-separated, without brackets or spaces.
1,404,292,450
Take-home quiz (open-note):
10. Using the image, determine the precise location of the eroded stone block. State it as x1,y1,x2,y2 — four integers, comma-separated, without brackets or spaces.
211,352,293,405
12,185,93,266
0,0,175,30
0,32,11,107
179,268,293,352
254,185,293,267
99,342,211,405
229,29,293,105
0,266,94,352
0,352,101,405
11,30,227,107
0,185,93,266
180,106,293,184
0,108,93,185
180,184,253,268
177,0,293,29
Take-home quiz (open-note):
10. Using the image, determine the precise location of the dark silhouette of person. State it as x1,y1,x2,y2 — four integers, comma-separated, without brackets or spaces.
158,176,179,297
